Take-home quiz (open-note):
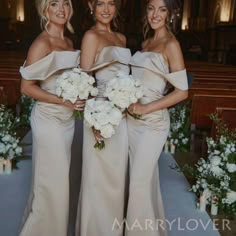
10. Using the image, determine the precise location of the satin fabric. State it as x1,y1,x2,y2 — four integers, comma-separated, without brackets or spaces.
126,51,188,236
76,46,131,236
19,50,80,236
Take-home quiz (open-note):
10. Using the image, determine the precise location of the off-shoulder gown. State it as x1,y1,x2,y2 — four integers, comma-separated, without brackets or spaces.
126,51,188,236
19,51,80,236
76,46,131,236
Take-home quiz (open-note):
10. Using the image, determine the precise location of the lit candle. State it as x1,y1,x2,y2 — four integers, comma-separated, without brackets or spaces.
199,194,206,211
164,141,169,153
170,144,176,154
211,195,218,215
4,159,12,174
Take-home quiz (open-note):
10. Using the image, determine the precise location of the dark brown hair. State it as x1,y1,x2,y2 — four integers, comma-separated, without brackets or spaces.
143,0,173,39
88,0,122,31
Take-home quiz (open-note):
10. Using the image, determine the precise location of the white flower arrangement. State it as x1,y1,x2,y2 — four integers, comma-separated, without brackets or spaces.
167,102,190,152
84,98,123,149
183,114,236,217
0,132,22,160
0,104,20,133
103,71,143,118
56,68,98,119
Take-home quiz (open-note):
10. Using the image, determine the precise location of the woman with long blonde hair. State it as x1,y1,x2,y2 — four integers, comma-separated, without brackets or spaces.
19,0,84,235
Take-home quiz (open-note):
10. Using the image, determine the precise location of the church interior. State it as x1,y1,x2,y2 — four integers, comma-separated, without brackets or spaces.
0,0,236,235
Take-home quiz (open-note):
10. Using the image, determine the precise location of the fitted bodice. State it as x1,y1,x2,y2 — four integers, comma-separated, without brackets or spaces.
130,51,188,105
88,46,131,97
19,50,80,120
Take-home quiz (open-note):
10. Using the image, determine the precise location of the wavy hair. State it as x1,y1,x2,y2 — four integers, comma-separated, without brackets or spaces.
143,0,173,39
35,0,74,33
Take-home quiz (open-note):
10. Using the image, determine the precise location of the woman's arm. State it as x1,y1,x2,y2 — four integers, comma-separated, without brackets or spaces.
80,30,99,70
21,39,84,110
129,38,188,115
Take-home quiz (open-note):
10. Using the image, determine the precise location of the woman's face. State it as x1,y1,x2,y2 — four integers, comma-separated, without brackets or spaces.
146,0,169,31
90,0,117,25
47,0,71,26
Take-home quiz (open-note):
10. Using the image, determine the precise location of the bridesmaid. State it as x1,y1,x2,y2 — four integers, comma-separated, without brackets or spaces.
75,0,131,235
19,0,84,235
127,0,188,235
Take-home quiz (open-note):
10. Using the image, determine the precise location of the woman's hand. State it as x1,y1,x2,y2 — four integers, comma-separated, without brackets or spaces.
92,127,104,143
63,99,86,111
128,102,148,116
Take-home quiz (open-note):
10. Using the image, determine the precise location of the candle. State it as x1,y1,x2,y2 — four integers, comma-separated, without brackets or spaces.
4,159,12,174
170,144,176,154
0,159,4,174
211,195,219,215
199,195,206,211
164,141,169,153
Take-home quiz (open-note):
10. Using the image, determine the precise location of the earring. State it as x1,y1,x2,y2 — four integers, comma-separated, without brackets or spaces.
90,10,93,15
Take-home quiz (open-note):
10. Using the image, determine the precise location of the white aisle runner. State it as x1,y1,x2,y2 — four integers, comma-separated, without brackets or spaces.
0,130,220,236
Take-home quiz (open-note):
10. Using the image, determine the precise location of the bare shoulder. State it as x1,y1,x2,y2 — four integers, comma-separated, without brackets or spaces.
82,29,99,45
165,37,182,56
115,32,126,46
165,36,185,71
25,33,51,66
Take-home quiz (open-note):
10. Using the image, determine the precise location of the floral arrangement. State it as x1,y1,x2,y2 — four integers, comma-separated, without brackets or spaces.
0,104,20,133
56,68,98,119
103,71,143,110
0,104,23,174
0,132,22,160
18,94,35,127
167,101,190,152
84,98,123,150
183,114,236,217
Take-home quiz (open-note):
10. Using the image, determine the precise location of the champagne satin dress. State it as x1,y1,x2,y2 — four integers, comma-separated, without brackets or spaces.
19,51,80,236
126,51,188,236
76,46,131,236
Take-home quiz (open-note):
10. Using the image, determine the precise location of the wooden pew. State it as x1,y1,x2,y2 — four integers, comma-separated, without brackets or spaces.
211,107,236,137
190,94,236,129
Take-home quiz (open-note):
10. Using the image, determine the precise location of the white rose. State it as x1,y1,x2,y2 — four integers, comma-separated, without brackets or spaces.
226,163,236,173
226,191,236,204
15,146,22,155
100,124,115,138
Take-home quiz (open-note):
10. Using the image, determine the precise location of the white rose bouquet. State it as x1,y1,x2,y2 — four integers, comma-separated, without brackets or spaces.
84,98,123,150
0,132,23,160
103,71,143,118
56,68,98,119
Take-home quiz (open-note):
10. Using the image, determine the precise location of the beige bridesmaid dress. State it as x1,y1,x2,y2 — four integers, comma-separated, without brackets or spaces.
126,51,188,236
19,51,80,236
76,46,131,236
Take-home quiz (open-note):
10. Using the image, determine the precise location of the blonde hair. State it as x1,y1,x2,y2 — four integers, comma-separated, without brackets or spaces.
35,0,74,33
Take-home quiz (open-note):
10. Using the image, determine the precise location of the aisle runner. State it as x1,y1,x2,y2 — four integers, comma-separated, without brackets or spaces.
159,153,220,236
0,131,220,236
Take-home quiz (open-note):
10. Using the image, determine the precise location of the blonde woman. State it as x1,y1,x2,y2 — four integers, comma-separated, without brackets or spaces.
126,0,188,235
19,0,84,235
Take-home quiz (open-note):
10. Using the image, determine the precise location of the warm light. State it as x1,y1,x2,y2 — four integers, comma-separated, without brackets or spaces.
220,0,232,22
16,0,24,22
181,0,191,30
